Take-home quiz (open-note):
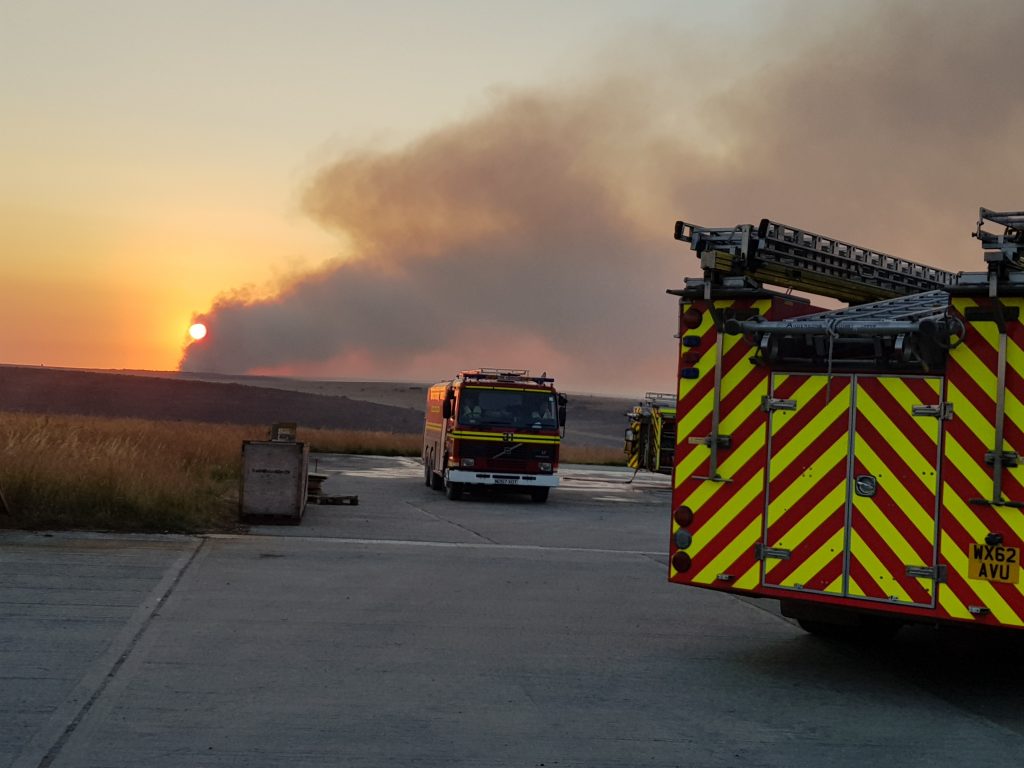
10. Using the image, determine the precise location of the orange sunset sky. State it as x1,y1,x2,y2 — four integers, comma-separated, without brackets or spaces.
3,1,1023,395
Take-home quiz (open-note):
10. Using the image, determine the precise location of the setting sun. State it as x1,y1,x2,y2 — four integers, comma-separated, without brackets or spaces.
188,323,207,341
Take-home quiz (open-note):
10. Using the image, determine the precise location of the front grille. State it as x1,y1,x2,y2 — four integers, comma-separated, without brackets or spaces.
488,458,529,472
457,440,555,472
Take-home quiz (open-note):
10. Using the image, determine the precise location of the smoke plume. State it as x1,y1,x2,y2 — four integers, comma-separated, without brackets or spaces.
180,0,1024,394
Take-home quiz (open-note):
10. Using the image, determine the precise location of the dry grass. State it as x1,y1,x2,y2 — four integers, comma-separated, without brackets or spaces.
0,413,253,532
0,412,626,532
0,414,421,532
561,444,626,466
300,427,422,456
303,427,626,466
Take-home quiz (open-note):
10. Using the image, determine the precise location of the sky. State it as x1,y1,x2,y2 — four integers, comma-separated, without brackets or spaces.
3,0,1023,395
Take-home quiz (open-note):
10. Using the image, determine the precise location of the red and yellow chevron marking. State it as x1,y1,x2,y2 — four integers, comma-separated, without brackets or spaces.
847,377,940,607
670,289,1024,630
763,374,851,595
670,297,772,590
939,296,1024,627
763,374,943,605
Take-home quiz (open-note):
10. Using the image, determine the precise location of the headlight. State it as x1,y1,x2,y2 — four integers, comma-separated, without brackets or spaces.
460,458,475,468
538,462,552,472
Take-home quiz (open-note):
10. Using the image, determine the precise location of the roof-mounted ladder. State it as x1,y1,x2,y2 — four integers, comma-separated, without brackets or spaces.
724,291,961,372
675,218,958,303
457,369,555,385
974,207,1024,297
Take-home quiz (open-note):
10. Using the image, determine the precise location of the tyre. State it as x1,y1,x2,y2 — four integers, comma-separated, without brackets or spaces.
430,456,444,491
796,617,900,641
445,479,463,500
423,454,432,486
782,599,901,641
530,487,550,503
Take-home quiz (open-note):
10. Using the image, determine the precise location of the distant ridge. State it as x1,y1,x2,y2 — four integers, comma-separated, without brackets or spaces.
0,366,424,433
0,366,635,448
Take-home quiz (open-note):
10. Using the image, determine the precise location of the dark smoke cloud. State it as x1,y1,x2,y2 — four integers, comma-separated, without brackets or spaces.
180,0,1024,394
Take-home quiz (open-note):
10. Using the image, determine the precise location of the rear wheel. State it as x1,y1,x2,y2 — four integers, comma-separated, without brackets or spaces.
783,600,902,641
423,454,432,486
431,455,445,491
797,617,901,641
530,487,550,503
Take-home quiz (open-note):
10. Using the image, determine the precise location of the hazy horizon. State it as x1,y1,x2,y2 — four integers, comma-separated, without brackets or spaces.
5,0,1023,395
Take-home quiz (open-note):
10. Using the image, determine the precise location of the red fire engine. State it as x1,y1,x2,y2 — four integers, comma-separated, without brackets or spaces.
423,369,567,502
668,208,1024,635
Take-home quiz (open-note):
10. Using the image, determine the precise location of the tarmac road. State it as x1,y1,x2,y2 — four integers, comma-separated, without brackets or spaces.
2,455,1024,767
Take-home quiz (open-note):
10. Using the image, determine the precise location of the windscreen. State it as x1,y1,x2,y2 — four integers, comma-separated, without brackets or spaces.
457,388,557,429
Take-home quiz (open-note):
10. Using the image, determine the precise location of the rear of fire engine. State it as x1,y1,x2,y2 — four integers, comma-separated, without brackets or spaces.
624,393,677,474
668,208,1024,635
423,369,567,502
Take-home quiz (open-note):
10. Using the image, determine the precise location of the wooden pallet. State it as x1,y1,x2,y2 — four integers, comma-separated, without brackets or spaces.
311,495,359,506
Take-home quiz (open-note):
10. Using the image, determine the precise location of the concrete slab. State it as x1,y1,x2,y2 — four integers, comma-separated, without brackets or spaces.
3,456,1024,767
0,533,199,768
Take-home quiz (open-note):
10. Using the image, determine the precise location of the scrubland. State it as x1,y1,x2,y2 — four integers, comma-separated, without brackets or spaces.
0,412,623,532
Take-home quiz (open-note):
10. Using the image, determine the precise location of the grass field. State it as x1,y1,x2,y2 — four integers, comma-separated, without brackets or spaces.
0,412,625,532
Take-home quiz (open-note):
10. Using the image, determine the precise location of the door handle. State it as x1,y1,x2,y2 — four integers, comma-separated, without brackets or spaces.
855,474,877,497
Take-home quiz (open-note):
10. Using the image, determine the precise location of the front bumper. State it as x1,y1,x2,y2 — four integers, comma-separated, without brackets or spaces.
446,469,559,487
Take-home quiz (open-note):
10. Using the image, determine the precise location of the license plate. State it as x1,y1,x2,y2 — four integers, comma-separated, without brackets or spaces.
494,478,518,485
967,543,1021,584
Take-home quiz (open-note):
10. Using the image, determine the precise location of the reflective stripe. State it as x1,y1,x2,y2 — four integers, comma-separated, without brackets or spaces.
463,385,555,393
450,430,560,444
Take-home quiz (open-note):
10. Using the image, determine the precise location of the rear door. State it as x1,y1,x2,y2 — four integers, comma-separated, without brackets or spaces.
762,374,852,595
847,376,941,607
761,373,942,606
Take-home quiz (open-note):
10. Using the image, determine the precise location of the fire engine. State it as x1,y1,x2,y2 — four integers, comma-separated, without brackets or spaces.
423,369,567,502
624,393,677,474
668,207,1024,635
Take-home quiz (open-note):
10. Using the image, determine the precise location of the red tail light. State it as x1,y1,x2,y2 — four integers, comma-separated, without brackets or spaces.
672,552,692,572
673,505,694,527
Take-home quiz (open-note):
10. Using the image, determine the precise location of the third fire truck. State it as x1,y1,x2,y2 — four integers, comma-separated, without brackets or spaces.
624,393,677,474
667,207,1024,635
423,369,567,502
